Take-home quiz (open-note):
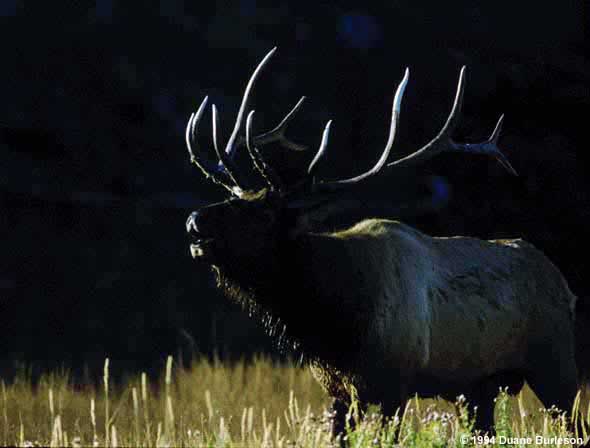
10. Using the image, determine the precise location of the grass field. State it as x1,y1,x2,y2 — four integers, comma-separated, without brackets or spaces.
1,356,588,447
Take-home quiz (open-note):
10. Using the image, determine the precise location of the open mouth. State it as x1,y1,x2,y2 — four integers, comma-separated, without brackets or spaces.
186,212,215,258
189,238,214,258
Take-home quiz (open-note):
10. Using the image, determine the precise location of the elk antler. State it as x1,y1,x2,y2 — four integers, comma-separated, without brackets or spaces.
186,49,516,199
185,97,237,194
245,110,285,191
308,66,516,193
237,96,307,152
385,67,516,174
185,47,307,194
308,68,410,189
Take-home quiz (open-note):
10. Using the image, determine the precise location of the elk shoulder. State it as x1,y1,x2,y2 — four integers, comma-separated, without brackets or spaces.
317,219,576,383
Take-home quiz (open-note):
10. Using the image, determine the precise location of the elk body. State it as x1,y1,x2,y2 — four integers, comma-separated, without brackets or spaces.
183,48,589,434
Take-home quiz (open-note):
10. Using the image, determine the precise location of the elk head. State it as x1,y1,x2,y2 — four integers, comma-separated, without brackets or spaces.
184,47,517,268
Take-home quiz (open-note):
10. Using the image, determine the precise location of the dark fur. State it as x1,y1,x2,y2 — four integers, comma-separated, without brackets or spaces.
189,190,589,435
576,297,590,384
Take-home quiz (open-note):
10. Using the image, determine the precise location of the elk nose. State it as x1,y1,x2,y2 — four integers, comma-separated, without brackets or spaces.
186,211,200,234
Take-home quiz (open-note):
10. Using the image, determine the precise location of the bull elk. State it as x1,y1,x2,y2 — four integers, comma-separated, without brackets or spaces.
182,47,589,435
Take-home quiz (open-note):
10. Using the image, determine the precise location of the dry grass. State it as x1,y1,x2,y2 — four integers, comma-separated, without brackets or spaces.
0,356,588,447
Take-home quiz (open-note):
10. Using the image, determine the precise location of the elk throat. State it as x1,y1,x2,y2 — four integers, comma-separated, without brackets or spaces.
212,260,303,354
210,234,368,363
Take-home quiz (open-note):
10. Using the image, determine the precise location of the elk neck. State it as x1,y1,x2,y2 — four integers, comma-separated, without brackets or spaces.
211,225,378,363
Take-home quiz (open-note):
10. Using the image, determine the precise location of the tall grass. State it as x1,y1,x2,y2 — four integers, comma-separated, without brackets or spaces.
0,356,587,447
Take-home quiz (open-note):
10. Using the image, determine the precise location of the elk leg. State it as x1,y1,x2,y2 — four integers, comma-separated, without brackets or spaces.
470,372,525,434
378,382,408,423
330,393,404,442
360,379,407,429
381,396,407,421
526,360,578,418
526,333,578,422
469,381,498,434
330,397,350,440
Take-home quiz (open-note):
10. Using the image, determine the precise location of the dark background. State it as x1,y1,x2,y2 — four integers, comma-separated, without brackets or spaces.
0,1,587,380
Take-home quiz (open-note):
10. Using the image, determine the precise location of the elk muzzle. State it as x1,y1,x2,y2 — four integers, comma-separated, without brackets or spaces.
186,211,215,259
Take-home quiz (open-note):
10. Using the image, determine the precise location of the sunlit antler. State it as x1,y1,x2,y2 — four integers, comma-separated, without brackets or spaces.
385,67,517,175
310,68,410,190
246,110,285,191
307,66,516,193
186,49,516,198
185,97,236,194
237,96,307,152
185,47,308,194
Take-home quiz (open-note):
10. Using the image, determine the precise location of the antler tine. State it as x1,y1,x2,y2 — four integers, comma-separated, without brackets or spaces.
185,97,236,194
307,120,333,178
246,110,285,191
312,68,410,189
224,47,277,162
386,66,517,175
212,104,244,190
237,96,308,152
487,114,518,175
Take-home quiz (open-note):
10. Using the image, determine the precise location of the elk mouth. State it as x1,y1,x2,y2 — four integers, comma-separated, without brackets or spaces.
186,212,215,258
190,239,214,258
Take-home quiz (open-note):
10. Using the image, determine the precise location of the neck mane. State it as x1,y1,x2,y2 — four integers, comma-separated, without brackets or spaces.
212,230,374,363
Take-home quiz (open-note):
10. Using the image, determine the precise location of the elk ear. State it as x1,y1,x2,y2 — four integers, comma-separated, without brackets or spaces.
285,196,331,238
289,211,319,238
262,208,279,225
287,198,359,238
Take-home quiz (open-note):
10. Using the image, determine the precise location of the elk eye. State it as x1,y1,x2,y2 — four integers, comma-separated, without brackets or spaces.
261,210,276,223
